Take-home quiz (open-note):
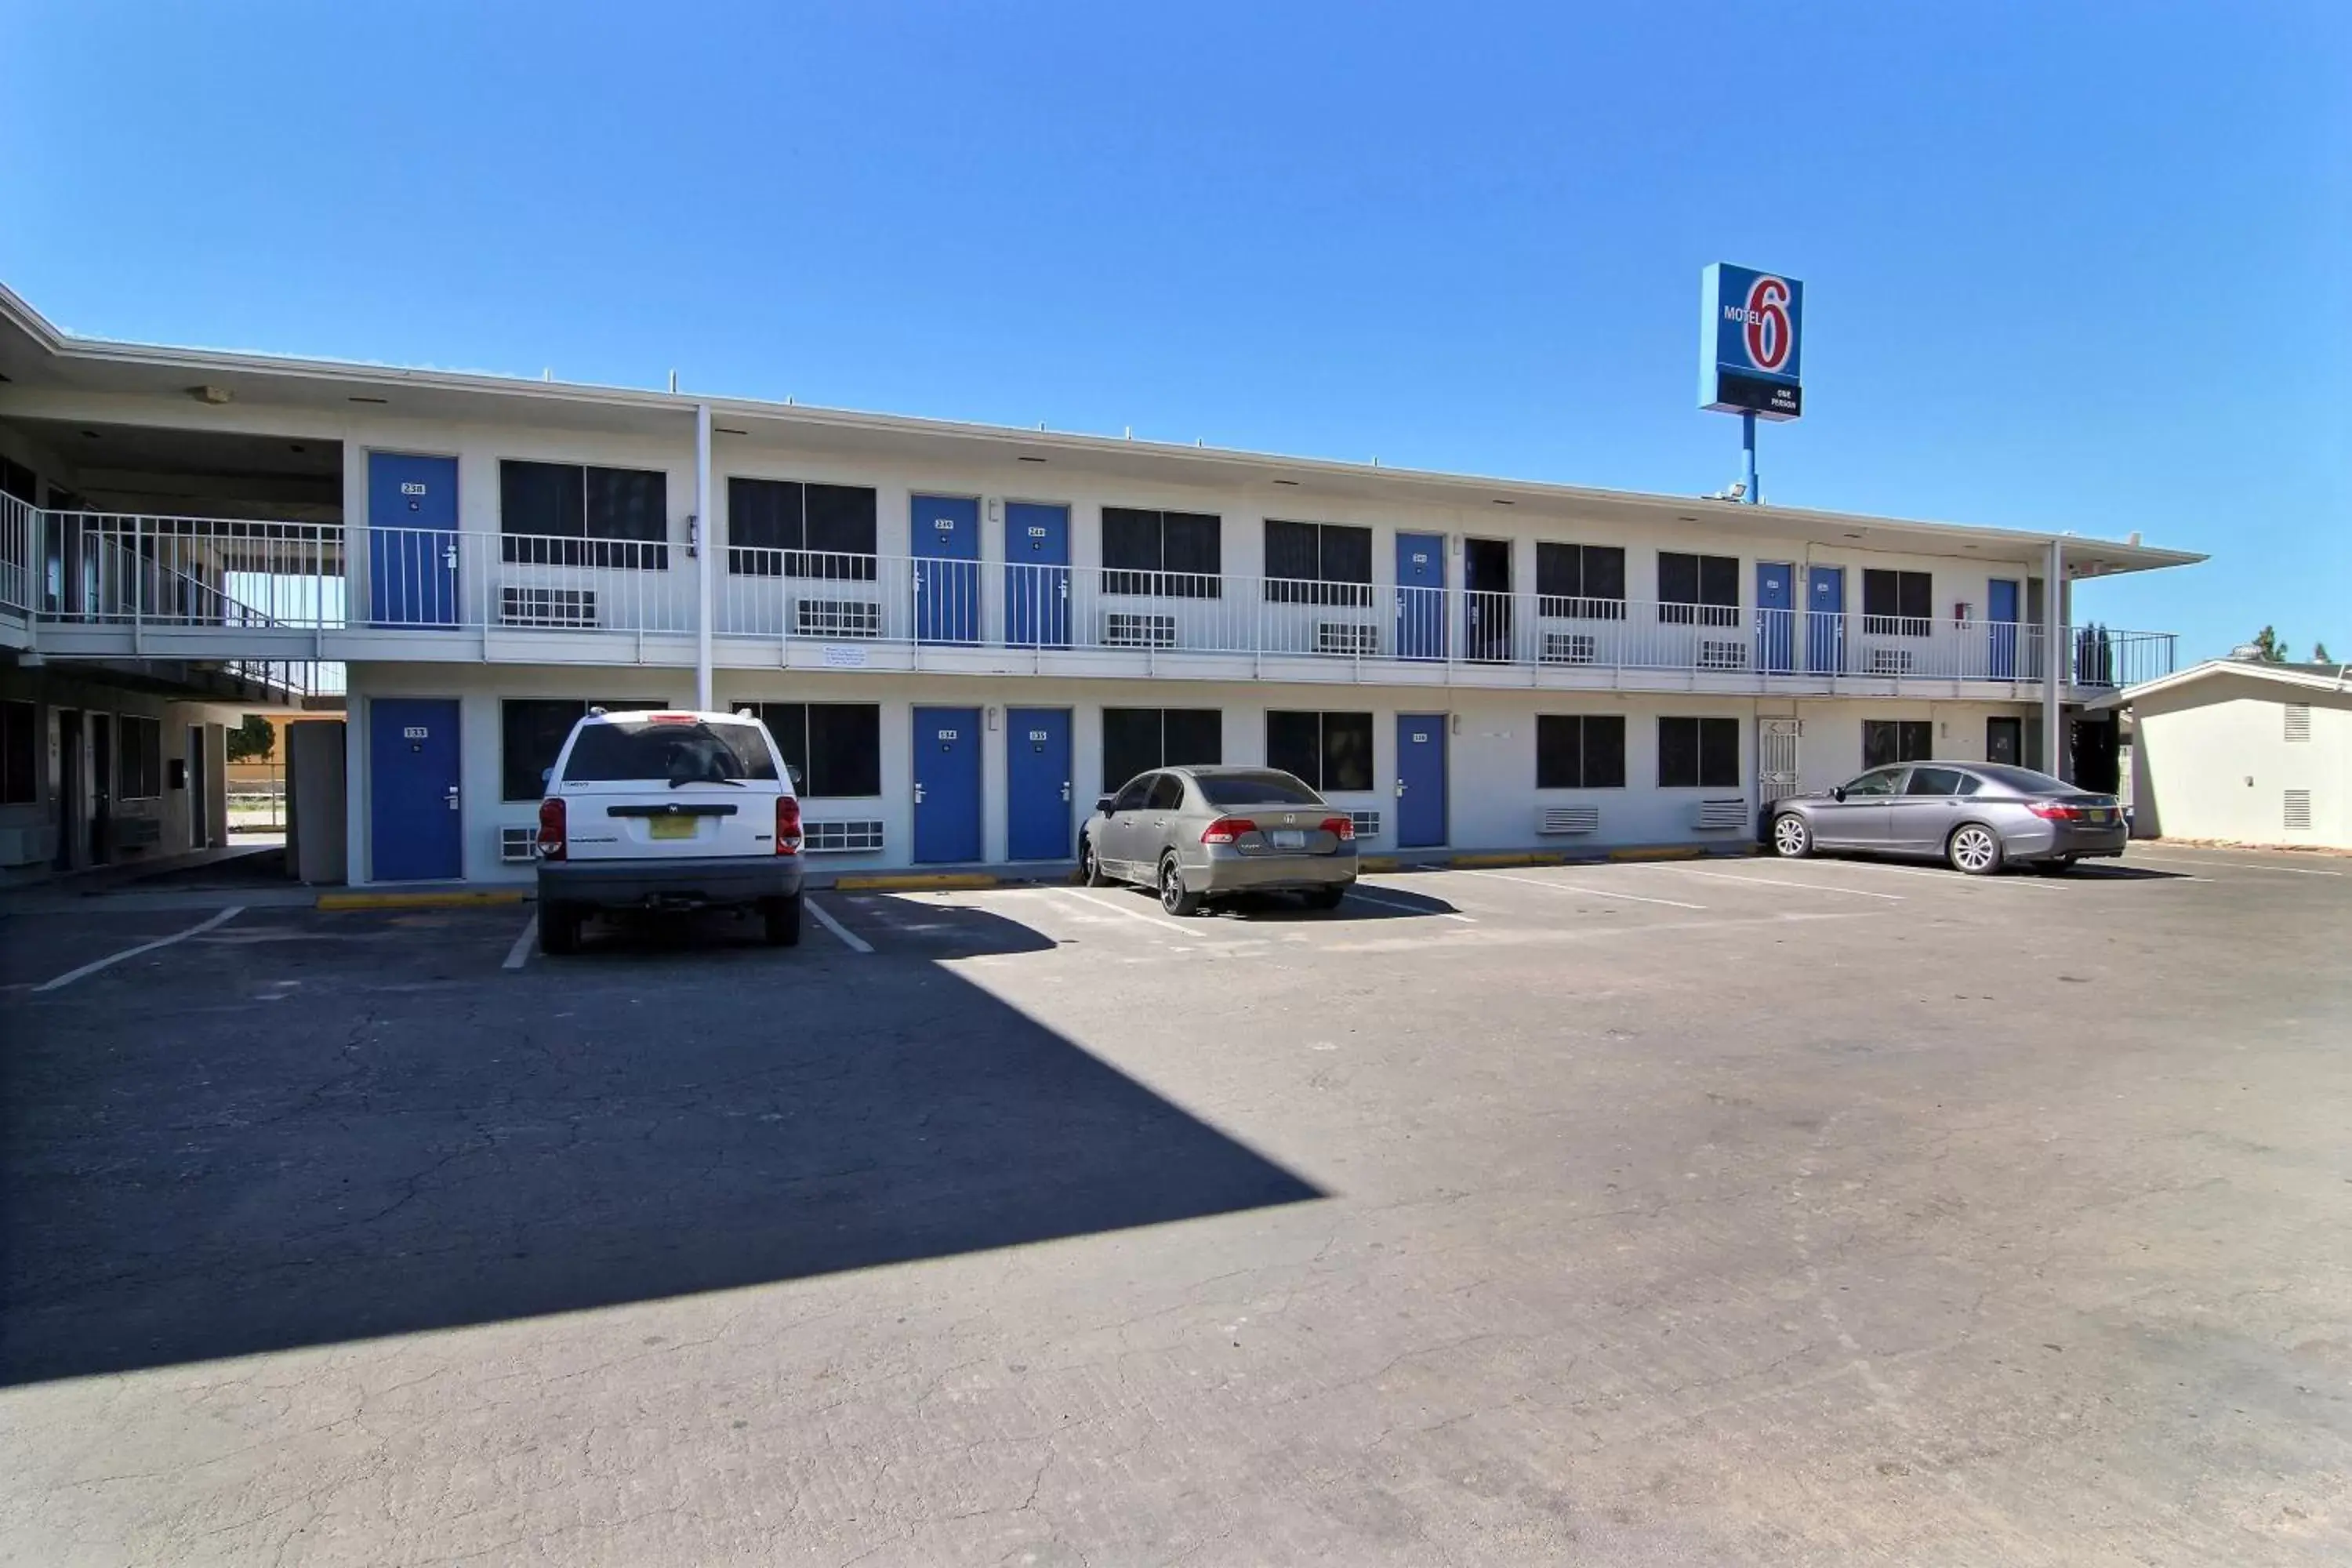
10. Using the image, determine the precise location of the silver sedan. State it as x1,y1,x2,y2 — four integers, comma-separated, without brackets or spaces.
1080,766,1359,915
1766,761,2127,876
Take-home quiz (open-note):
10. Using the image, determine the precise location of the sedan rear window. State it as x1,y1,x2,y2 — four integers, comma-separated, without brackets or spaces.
1969,764,2073,794
561,719,779,785
1194,771,1324,807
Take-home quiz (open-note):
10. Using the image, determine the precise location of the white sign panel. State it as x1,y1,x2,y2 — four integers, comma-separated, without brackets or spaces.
822,644,868,669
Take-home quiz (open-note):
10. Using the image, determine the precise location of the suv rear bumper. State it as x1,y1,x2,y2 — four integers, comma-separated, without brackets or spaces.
539,856,803,911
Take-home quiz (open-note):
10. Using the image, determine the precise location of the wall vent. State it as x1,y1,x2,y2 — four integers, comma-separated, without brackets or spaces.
2284,789,2313,833
2284,703,2311,742
1537,805,1601,835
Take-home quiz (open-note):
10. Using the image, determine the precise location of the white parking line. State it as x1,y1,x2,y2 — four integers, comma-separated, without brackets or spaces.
1466,869,1705,910
502,916,538,970
34,906,245,993
1786,858,2060,890
1063,886,1254,942
1346,886,1477,922
2126,853,2342,877
1642,864,1907,901
805,896,874,954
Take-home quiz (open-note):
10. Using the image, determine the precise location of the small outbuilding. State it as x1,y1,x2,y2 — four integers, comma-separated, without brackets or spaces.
2104,659,2350,849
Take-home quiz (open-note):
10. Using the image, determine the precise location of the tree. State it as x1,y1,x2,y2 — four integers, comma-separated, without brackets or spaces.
2316,641,2335,665
2249,626,2291,663
227,713,275,763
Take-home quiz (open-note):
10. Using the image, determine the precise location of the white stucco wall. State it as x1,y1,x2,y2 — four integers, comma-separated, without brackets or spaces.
2131,677,2350,848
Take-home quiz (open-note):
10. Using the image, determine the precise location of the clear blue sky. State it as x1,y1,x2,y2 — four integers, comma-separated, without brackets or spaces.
5,2,2344,659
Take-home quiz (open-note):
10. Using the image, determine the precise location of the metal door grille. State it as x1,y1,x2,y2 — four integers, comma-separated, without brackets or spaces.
1759,717,1802,805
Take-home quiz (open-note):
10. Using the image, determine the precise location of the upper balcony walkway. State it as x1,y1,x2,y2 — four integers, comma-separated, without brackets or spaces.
0,507,2176,700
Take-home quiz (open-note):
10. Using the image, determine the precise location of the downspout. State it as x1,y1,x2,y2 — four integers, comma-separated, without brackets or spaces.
695,401,713,711
2042,535,2063,779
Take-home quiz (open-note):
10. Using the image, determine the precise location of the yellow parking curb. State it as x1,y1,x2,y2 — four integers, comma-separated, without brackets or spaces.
1448,850,1568,869
1606,844,1711,862
317,889,528,911
833,871,1000,892
1356,856,1402,873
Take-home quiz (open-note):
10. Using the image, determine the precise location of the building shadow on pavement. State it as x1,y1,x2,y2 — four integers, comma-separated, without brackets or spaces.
0,903,1322,1385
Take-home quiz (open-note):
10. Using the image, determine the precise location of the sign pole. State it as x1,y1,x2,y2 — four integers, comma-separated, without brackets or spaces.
1741,410,1759,505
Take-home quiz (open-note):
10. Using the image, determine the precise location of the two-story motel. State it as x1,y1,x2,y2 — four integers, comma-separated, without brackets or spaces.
0,283,2200,887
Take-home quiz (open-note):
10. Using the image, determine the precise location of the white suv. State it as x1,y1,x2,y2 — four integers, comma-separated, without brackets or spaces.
535,708,804,954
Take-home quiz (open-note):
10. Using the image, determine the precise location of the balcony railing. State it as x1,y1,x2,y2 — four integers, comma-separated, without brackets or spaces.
17,514,2178,689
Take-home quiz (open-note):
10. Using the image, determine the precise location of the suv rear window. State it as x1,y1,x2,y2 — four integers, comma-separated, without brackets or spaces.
1194,771,1324,807
561,719,779,785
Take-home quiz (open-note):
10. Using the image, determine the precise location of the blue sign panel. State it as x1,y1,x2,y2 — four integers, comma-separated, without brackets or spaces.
1699,263,1803,421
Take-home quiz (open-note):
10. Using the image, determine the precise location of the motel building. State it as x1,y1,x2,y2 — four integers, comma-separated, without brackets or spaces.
0,282,2201,889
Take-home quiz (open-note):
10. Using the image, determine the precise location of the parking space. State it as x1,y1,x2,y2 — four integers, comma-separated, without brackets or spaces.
5,845,2350,1565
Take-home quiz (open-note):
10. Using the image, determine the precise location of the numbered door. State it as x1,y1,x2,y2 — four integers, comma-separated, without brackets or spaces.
1987,578,2020,679
1005,707,1073,860
913,495,982,644
1005,503,1070,648
368,453,459,627
1757,562,1794,673
368,697,463,881
912,706,983,863
1986,716,2023,768
1806,565,1846,674
1396,532,1446,659
1395,714,1448,848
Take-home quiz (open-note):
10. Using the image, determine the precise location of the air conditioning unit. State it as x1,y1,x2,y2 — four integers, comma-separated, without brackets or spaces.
804,818,886,854
1537,805,1601,835
1316,621,1378,655
1105,612,1178,648
795,599,882,638
500,586,597,627
1693,798,1750,830
0,824,56,866
1348,810,1381,842
1541,632,1598,665
499,825,539,863
1866,648,1916,676
1698,639,1750,670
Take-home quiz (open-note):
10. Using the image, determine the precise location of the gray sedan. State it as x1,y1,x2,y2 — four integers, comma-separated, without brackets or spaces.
1080,766,1359,915
1766,761,2127,876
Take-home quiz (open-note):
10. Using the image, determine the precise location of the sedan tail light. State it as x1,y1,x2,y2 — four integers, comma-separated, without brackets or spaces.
2027,801,2085,821
1200,816,1253,844
775,793,804,855
537,797,568,861
1319,815,1356,841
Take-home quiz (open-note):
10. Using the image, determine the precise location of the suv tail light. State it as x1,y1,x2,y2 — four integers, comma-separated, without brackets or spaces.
775,794,803,855
1319,815,1356,841
1200,815,1253,844
537,797,568,861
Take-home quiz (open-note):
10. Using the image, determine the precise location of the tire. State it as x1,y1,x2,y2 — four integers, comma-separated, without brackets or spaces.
2033,857,2078,877
1770,812,1814,858
1305,884,1348,911
762,892,803,946
539,902,583,956
1158,855,1203,917
1947,823,2005,877
1079,833,1108,887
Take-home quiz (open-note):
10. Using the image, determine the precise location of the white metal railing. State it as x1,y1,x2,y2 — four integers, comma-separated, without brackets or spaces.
20,516,2180,689
0,492,32,618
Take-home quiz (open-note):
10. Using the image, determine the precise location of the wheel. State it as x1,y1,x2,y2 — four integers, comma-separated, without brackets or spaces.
1158,855,1203,916
1771,811,1814,858
762,892,803,946
539,902,583,956
2033,857,2078,877
1947,823,2005,876
1304,884,1348,911
1079,833,1108,887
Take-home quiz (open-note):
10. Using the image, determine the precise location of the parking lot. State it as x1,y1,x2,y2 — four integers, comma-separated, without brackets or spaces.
5,844,2350,1566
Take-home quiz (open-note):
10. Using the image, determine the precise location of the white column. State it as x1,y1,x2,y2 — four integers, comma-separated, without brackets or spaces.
2042,535,2063,779
695,403,713,710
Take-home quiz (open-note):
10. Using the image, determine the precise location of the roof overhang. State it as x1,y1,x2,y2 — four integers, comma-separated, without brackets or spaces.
2096,658,2352,710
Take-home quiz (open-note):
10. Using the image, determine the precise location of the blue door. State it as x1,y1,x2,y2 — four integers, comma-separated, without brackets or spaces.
1396,713,1447,848
368,453,459,627
1005,503,1069,648
1396,532,1446,659
368,698,463,881
913,706,983,862
913,495,981,644
1757,561,1794,673
1987,578,2020,678
1005,706,1073,860
1806,566,1846,674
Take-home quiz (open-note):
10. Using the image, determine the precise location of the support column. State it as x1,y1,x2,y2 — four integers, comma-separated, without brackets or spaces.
694,402,713,710
2042,535,2063,780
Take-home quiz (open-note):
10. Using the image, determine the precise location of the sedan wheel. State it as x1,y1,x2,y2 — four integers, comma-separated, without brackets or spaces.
1079,834,1107,887
1159,856,1203,916
1771,812,1813,858
1947,823,2004,876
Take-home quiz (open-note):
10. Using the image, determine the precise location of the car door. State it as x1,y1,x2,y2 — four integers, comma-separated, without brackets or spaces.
1887,765,1968,853
1813,766,1906,848
1100,774,1155,880
1140,771,1188,869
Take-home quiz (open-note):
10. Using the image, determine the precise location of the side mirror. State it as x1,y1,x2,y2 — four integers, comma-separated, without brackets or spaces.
1094,795,1115,815
1828,786,1846,802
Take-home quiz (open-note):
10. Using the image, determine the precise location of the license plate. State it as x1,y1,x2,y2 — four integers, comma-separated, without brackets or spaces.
649,816,699,840
1270,829,1306,849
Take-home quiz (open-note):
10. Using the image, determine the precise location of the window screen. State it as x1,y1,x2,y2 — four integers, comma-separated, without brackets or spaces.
1265,711,1374,792
500,460,670,568
1658,716,1739,788
1862,719,1934,769
1862,570,1933,633
1658,553,1740,625
1102,707,1223,792
0,700,33,804
1536,714,1628,789
1265,521,1374,606
750,702,882,797
1101,508,1221,598
1536,544,1628,618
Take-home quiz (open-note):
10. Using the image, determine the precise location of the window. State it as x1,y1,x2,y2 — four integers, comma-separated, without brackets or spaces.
1905,766,1968,796
499,460,669,568
118,716,163,801
1657,716,1739,788
1110,775,1155,812
1145,774,1186,811
1841,767,1907,797
1862,570,1933,635
1536,543,1627,619
727,478,878,579
1657,553,1739,626
1102,508,1221,597
1264,521,1373,606
1102,707,1222,793
560,718,779,784
1,700,35,804
1196,771,1327,807
502,699,674,800
750,702,882,797
0,457,36,504
1862,718,1933,769
1536,714,1628,789
1265,711,1374,793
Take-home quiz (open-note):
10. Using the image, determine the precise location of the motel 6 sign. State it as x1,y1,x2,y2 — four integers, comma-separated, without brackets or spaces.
1699,263,1803,420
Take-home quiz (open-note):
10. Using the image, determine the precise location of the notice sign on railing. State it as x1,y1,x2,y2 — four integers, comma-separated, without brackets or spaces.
822,644,868,668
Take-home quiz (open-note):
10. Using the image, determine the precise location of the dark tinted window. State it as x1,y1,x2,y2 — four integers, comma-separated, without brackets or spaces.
503,699,586,800
1537,714,1627,789
0,700,34,804
1658,552,1739,624
752,702,880,797
1265,711,1373,793
1103,707,1223,792
561,719,779,784
1102,509,1221,597
1196,771,1325,807
1111,776,1154,811
1969,763,2075,794
728,479,877,579
1265,521,1372,605
1906,766,1966,796
1658,716,1739,788
1537,543,1627,615
500,460,668,568
1265,710,1319,784
501,460,586,538
1863,569,1933,628
1863,719,1934,769
2,457,41,504
1842,767,1905,797
1144,775,1185,811
729,477,801,553
585,466,666,543
1163,708,1222,767
118,716,163,800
